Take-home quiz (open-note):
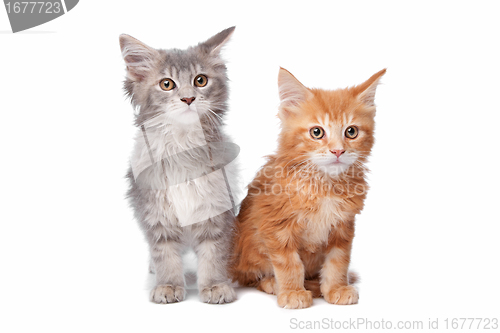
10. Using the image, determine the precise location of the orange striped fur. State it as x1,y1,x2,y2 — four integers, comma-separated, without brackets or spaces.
230,68,386,309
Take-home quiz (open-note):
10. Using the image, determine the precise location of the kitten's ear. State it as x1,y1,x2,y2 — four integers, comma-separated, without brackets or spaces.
119,34,160,82
355,68,387,108
201,26,235,55
278,67,313,118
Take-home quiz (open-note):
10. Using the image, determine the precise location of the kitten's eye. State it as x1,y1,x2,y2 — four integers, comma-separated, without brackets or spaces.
309,127,325,140
160,78,176,91
194,74,208,87
345,126,359,139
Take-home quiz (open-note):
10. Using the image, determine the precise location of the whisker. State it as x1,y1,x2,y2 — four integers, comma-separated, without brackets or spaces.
283,154,310,169
138,112,163,128
207,108,224,122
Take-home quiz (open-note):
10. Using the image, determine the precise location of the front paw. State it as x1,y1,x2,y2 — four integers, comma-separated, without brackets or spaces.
277,290,313,309
200,282,236,304
150,285,185,304
257,276,278,295
324,285,359,305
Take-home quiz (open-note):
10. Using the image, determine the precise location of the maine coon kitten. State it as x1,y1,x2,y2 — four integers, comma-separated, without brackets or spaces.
230,67,386,309
120,27,239,304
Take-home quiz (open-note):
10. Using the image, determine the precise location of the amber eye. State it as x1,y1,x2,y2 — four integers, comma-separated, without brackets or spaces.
345,126,359,139
309,127,325,140
194,74,208,87
160,78,176,91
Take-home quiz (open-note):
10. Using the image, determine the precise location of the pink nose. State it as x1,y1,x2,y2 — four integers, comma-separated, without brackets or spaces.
330,149,345,158
181,97,195,105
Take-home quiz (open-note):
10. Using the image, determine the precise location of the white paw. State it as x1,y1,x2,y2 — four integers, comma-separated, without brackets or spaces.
150,285,185,304
199,283,236,304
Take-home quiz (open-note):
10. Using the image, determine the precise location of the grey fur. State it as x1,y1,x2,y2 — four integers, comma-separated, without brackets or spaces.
120,27,239,304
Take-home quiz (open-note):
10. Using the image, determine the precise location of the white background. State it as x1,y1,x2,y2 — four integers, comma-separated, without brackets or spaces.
1,1,499,332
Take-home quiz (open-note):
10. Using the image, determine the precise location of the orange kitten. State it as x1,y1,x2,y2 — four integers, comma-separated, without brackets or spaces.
230,68,386,309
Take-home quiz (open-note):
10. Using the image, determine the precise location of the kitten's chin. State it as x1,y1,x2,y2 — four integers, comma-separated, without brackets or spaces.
313,162,351,177
172,109,200,125
325,164,351,177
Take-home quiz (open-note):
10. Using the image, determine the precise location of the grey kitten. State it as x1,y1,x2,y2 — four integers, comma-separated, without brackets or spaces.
120,27,239,304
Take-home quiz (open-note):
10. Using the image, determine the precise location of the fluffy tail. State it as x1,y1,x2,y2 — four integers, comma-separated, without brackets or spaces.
348,271,360,285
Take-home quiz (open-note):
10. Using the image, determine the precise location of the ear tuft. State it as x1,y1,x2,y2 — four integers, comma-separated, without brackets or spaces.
278,68,312,118
356,68,386,108
119,34,159,82
201,26,235,55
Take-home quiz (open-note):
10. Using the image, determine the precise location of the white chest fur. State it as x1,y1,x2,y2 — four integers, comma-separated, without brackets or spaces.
301,197,348,247
130,119,238,227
